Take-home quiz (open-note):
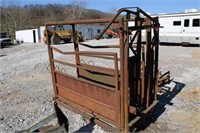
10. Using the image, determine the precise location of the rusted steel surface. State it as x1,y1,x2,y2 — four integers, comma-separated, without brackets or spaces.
46,7,160,132
119,18,125,129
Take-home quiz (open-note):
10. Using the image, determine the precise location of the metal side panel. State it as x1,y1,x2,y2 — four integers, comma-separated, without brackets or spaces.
54,72,120,126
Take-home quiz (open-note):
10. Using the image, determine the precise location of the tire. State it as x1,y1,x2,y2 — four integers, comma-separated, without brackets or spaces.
0,43,5,49
51,34,60,45
63,38,71,43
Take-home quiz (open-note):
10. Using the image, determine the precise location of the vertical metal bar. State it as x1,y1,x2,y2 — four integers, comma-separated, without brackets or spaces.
136,18,142,105
119,18,125,130
114,53,120,127
141,61,145,104
141,45,145,103
149,17,160,105
46,25,57,98
72,24,80,76
150,44,154,105
154,17,159,99
142,45,145,63
133,15,138,103
145,19,152,108
124,13,130,132
114,53,119,91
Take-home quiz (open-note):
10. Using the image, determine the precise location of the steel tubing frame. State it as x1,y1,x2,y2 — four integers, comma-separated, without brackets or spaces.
45,7,160,132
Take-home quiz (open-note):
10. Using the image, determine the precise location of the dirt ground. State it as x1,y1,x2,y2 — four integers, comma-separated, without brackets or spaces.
143,44,200,132
0,40,200,132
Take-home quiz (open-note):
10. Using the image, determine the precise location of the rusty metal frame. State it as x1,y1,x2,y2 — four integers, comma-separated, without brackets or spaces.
45,7,160,132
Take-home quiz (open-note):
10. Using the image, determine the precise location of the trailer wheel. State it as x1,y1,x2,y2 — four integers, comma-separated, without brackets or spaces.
51,34,60,45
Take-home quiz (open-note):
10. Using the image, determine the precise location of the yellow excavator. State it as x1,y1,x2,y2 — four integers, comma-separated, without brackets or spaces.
42,26,84,44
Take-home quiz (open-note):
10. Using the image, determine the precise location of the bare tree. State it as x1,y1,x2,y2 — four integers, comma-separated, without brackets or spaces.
109,6,117,14
106,6,117,18
0,0,28,37
67,0,87,20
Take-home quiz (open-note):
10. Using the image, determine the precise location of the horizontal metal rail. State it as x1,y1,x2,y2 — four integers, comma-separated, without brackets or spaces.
78,42,120,48
51,45,119,60
53,59,116,76
50,45,116,56
80,55,120,61
45,18,120,26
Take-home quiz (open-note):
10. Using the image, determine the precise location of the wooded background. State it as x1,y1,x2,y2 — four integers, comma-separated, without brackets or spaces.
0,0,115,38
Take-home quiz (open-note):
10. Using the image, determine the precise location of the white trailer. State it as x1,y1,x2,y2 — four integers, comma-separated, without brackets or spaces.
158,11,200,45
129,10,200,45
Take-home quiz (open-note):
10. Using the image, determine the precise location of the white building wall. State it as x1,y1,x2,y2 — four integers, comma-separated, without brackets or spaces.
15,28,39,43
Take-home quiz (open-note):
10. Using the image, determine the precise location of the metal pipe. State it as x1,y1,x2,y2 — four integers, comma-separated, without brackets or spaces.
46,25,57,98
153,17,159,100
45,18,120,26
124,13,130,132
81,55,120,61
72,24,80,77
136,16,142,105
119,18,125,130
145,19,152,108
114,53,120,127
78,42,120,48
53,59,115,76
97,8,137,40
50,45,116,56
137,8,159,26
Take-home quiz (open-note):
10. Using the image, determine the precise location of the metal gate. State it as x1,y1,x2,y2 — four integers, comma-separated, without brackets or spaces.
45,7,160,132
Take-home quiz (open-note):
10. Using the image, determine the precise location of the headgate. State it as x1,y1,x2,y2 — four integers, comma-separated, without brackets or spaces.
44,7,160,132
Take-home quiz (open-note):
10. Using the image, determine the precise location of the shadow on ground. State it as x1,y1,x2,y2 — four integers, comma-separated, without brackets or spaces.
75,123,95,132
134,79,185,132
75,118,96,132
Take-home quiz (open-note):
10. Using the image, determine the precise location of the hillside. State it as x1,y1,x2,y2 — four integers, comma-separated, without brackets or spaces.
0,4,113,38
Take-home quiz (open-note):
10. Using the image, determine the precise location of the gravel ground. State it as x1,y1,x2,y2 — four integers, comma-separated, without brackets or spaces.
0,39,200,132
